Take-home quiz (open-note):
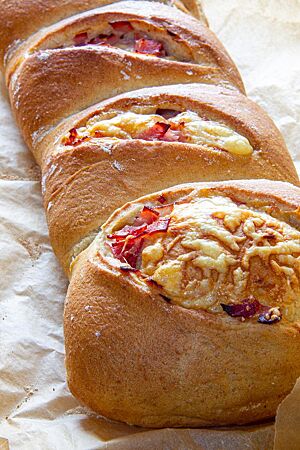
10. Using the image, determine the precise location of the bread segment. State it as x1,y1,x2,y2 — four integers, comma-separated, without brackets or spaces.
0,0,207,68
64,179,300,428
6,1,244,150
38,83,298,273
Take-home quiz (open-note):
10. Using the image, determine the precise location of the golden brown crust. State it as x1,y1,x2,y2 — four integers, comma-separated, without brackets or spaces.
7,2,244,149
40,84,298,272
0,0,206,68
4,1,212,78
64,179,300,428
2,0,299,430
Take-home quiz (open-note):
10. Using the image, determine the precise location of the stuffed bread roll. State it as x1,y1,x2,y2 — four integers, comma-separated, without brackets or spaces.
41,84,298,274
65,179,300,428
0,0,207,69
7,1,244,150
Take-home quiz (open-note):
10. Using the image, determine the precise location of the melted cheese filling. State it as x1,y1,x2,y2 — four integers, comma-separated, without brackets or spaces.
66,111,253,156
136,196,300,318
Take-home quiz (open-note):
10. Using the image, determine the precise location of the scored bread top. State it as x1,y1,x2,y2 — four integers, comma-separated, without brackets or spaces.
64,180,300,429
7,2,244,151
0,0,207,68
40,84,298,273
95,179,300,323
44,83,297,175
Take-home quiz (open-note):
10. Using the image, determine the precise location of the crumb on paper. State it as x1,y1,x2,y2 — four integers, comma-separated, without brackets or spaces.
18,237,42,262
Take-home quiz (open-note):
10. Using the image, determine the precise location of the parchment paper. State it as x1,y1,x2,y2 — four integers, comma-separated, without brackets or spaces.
0,0,299,448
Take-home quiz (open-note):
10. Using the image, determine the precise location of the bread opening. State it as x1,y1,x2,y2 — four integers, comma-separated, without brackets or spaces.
62,109,253,156
100,192,300,320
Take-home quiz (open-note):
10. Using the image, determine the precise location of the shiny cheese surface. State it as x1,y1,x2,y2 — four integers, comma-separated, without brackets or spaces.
68,111,253,156
117,196,300,319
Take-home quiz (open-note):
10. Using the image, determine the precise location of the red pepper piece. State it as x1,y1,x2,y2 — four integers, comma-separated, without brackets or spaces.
65,128,78,145
134,38,165,56
64,128,88,146
110,21,134,34
74,32,88,46
137,122,170,141
221,296,261,318
108,223,147,241
157,195,167,204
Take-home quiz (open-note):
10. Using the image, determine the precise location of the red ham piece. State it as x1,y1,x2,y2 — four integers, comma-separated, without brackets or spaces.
137,122,170,141
88,33,119,46
163,128,183,142
134,38,165,56
108,223,147,241
111,237,143,268
105,34,120,45
155,203,174,216
110,21,134,34
137,206,159,224
74,32,88,46
146,217,170,235
108,208,171,268
137,121,185,142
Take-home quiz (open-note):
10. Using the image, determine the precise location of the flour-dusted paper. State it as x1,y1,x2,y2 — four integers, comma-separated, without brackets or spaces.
0,0,299,448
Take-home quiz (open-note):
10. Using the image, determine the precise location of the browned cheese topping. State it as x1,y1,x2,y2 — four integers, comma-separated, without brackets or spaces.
102,195,300,322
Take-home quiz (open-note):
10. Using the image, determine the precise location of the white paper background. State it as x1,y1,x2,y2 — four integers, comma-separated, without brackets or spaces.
0,0,300,448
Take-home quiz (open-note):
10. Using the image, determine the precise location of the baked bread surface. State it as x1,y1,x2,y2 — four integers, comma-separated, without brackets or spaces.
65,179,300,427
0,0,207,67
1,0,299,430
7,1,244,149
40,83,298,273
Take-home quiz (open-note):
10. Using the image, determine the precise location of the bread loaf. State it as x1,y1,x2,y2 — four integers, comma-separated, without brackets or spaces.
1,0,299,428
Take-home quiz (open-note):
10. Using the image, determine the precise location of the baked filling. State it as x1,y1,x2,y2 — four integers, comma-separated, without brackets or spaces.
42,20,193,62
101,194,300,322
72,21,172,58
63,110,253,156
